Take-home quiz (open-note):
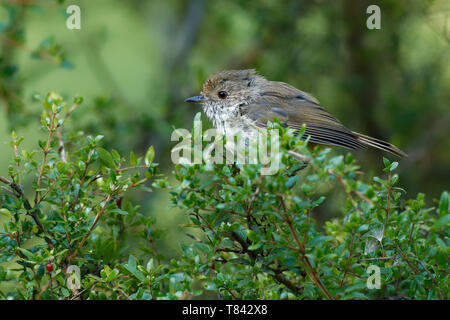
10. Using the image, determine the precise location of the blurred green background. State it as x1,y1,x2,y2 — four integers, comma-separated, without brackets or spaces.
1,0,449,256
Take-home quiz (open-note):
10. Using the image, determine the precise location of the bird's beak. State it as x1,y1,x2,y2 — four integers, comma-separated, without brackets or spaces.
185,95,207,103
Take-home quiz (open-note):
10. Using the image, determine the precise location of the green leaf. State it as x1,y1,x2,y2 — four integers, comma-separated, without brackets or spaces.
435,238,447,251
285,175,298,188
341,291,368,300
107,269,119,282
61,287,70,297
357,224,369,233
247,230,260,242
145,146,155,166
433,214,450,229
74,96,84,105
205,282,217,290
438,191,449,217
111,149,121,162
130,151,137,167
51,103,59,113
17,248,37,260
0,208,11,217
109,208,129,215
146,258,154,272
124,255,146,282
389,162,398,172
97,148,116,169
248,242,263,250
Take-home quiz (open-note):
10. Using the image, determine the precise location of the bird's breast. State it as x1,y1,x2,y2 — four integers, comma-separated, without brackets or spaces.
203,102,249,134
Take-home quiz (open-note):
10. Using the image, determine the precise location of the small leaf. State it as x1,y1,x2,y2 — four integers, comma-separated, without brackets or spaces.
61,287,70,297
146,259,154,272
107,269,119,282
124,255,146,282
145,146,155,166
97,148,116,169
357,224,369,233
248,242,263,250
433,215,450,229
51,103,59,113
109,208,129,216
389,162,398,172
74,96,84,105
0,208,11,217
111,149,121,162
18,248,37,260
438,191,449,217
341,292,368,300
130,151,137,167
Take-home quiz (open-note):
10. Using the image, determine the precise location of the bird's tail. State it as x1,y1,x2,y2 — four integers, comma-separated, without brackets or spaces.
353,131,407,158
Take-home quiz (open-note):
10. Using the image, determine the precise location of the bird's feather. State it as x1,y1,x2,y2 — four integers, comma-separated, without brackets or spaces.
242,80,407,157
195,69,407,158
243,81,366,150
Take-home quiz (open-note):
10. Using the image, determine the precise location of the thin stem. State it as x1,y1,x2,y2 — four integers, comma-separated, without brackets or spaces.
339,231,355,287
278,196,333,300
35,112,56,204
67,194,112,263
383,174,392,236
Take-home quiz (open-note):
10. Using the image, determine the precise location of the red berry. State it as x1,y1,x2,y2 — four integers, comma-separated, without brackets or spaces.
46,263,53,272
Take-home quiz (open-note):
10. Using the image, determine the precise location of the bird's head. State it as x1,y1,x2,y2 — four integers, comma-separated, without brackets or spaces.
185,69,264,110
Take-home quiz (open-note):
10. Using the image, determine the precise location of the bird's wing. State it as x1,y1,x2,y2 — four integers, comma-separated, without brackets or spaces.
242,81,366,150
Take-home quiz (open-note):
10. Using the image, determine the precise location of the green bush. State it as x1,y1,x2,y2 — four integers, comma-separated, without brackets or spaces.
0,93,448,299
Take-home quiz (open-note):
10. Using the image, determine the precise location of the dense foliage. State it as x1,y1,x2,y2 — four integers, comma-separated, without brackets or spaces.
0,95,447,299
0,0,448,300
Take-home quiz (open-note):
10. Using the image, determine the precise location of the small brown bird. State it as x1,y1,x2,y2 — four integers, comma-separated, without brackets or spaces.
185,69,407,158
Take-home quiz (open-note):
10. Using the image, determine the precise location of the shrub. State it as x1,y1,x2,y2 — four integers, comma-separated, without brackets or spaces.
0,93,448,299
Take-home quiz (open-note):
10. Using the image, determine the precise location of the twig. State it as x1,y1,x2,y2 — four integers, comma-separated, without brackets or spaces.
359,256,396,261
1,176,54,249
229,231,304,296
35,178,58,206
339,232,356,287
416,260,444,299
395,244,418,275
246,186,260,224
2,35,60,65
408,222,415,247
1,186,16,196
287,150,311,163
383,174,392,237
277,196,334,300
328,169,357,208
69,151,92,212
35,112,57,204
67,194,112,263
56,129,67,163
115,165,149,173
272,269,304,295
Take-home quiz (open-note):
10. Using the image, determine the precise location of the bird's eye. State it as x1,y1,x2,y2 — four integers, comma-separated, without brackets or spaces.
218,91,228,99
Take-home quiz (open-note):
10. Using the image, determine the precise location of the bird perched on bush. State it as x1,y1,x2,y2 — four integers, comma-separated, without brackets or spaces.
186,69,407,158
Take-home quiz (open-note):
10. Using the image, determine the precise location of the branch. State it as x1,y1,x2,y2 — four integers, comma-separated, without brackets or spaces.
35,111,57,204
0,176,54,249
229,231,304,296
67,194,112,263
277,196,334,300
339,232,355,287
